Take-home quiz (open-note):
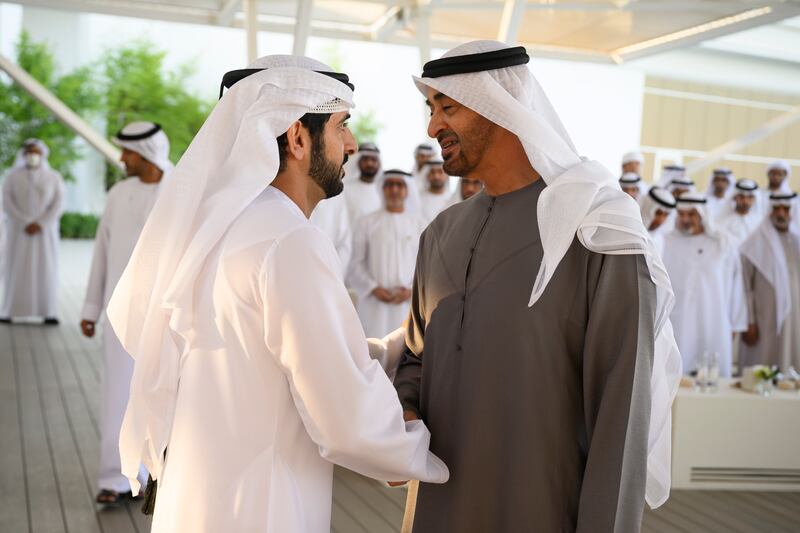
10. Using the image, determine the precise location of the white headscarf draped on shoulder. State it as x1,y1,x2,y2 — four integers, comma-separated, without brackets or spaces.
414,40,681,508
106,55,355,493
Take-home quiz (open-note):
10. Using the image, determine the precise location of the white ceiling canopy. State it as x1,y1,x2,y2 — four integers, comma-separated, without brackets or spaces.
7,0,800,63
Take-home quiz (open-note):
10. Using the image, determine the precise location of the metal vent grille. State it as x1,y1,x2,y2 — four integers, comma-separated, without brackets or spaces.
691,468,800,484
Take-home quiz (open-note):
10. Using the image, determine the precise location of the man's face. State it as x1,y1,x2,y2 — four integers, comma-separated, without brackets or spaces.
120,148,145,177
426,87,494,178
650,208,670,231
427,165,448,191
622,185,640,200
310,111,356,199
358,153,381,179
23,144,43,169
415,151,433,170
460,178,482,200
383,177,407,210
771,204,792,232
768,169,787,189
734,193,755,215
622,161,640,175
677,208,704,235
712,176,730,196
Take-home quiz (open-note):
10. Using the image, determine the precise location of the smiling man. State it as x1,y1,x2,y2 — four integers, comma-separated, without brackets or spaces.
394,41,682,533
105,56,448,533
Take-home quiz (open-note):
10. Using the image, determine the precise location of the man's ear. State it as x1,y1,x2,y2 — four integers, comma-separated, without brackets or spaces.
285,121,309,162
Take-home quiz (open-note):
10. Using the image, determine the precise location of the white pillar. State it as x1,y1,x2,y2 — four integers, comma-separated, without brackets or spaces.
293,0,313,56
497,0,525,44
244,0,258,64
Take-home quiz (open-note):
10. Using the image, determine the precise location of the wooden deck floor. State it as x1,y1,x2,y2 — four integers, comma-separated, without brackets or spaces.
1,240,798,532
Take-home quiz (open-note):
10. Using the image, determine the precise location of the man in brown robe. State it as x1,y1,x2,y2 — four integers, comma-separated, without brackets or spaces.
394,40,681,533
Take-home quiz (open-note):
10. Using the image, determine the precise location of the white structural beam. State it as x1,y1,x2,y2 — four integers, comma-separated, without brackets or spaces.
613,4,800,62
243,0,258,63
497,0,525,44
370,5,404,41
216,0,241,26
685,106,800,175
0,52,122,168
293,0,313,56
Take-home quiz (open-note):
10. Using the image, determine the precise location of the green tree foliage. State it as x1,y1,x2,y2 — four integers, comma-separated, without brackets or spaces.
0,31,101,181
349,109,382,147
98,41,213,188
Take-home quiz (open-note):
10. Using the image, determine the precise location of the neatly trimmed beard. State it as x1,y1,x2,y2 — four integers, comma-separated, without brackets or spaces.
309,135,345,199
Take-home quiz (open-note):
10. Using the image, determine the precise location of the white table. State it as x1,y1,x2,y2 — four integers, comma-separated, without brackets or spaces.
671,378,800,491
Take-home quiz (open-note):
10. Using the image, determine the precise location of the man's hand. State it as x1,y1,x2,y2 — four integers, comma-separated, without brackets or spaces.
742,323,759,346
391,287,412,304
24,222,42,235
372,287,395,303
387,410,421,487
80,320,96,338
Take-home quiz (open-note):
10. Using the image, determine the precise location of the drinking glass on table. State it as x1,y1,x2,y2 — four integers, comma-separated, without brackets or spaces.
695,352,708,392
704,351,719,393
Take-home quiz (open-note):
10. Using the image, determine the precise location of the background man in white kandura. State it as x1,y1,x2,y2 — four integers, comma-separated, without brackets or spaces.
81,121,173,505
1,139,64,325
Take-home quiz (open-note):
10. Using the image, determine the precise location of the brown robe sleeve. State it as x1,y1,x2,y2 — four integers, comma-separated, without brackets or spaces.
577,253,656,533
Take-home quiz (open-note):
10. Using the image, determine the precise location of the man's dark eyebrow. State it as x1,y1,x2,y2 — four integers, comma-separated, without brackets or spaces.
340,114,351,124
425,93,448,108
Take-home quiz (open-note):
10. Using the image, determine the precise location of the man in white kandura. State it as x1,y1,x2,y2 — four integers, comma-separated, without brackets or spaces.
705,168,734,221
446,176,483,208
1,139,64,324
620,172,646,201
757,160,793,217
343,141,382,224
418,158,451,223
106,56,448,533
717,179,760,248
740,192,800,372
621,150,644,176
662,192,747,377
348,169,427,338
640,186,677,257
410,142,436,191
80,121,173,505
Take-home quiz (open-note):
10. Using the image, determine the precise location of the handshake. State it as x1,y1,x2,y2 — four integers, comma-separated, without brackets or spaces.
367,328,422,488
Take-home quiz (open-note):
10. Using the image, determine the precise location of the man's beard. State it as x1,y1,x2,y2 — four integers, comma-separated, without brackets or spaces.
772,216,790,231
309,136,345,199
440,122,490,178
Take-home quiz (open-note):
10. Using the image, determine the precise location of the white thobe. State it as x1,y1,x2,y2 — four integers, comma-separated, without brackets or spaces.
343,178,381,226
1,166,64,318
419,189,451,224
81,178,160,492
706,194,732,222
150,187,447,533
348,209,427,338
663,231,748,377
310,193,351,278
717,209,761,249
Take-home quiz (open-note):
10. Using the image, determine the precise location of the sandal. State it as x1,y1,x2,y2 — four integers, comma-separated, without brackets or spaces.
96,489,132,506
